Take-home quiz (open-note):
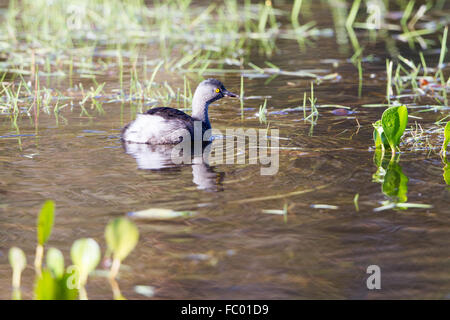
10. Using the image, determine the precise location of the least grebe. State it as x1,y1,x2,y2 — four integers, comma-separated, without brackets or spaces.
121,78,237,144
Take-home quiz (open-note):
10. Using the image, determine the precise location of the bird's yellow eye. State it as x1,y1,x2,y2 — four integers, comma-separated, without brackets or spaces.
215,88,220,93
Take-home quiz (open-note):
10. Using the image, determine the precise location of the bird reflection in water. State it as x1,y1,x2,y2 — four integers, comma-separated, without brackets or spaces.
122,141,223,191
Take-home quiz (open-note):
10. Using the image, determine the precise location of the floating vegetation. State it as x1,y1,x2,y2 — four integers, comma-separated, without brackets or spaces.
128,208,195,220
310,204,339,210
353,193,360,212
262,203,288,222
134,285,156,298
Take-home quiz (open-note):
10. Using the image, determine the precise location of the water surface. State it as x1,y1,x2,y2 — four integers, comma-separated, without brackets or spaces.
0,1,449,299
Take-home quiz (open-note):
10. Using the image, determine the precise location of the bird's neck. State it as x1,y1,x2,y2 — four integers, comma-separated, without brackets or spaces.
191,92,211,129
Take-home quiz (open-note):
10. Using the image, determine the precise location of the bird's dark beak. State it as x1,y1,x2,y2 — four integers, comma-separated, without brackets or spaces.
223,89,238,98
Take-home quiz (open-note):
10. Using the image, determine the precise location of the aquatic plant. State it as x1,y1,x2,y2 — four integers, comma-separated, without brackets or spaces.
8,247,26,300
353,193,360,212
373,105,408,160
258,99,268,124
34,269,78,300
105,217,139,299
441,121,450,159
262,203,288,223
381,106,408,155
46,248,65,279
291,0,303,29
240,75,245,120
8,200,140,300
386,59,393,105
0,0,446,135
443,160,450,186
299,82,319,136
35,200,55,275
70,238,101,300
105,217,139,278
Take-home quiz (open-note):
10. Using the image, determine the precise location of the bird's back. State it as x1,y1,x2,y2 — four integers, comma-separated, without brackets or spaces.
121,107,197,144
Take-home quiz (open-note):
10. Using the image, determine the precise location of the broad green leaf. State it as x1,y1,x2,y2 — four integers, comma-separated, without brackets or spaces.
37,200,55,245
381,106,408,150
46,248,65,279
105,218,139,262
382,161,409,205
34,269,78,300
442,121,450,156
8,247,27,275
70,238,100,285
373,128,383,148
444,161,450,185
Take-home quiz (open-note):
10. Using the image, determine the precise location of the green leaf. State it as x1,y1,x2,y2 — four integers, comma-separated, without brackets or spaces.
373,128,382,148
381,106,408,150
373,120,388,149
442,121,450,156
34,270,57,300
9,247,27,275
34,269,78,300
37,200,55,245
46,248,65,279
70,238,100,285
382,161,409,205
105,218,139,262
444,161,450,185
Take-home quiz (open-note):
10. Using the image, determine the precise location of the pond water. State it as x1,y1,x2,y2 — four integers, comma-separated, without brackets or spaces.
0,1,449,299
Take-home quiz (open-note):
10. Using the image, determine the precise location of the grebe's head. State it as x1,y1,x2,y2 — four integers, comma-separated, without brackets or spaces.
194,78,238,105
